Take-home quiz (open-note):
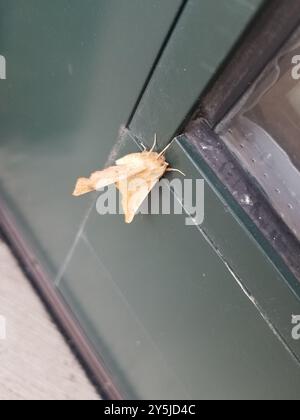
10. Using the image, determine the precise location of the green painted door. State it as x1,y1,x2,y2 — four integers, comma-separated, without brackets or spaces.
1,0,300,400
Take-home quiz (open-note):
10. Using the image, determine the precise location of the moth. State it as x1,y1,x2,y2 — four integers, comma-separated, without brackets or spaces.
73,135,184,223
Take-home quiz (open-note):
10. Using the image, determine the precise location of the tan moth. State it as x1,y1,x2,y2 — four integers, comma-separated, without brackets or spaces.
73,135,184,223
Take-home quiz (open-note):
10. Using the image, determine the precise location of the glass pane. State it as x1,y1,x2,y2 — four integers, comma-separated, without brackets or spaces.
218,28,300,243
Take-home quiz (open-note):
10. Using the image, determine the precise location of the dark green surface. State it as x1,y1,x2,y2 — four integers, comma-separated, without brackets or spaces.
0,0,182,277
60,135,300,399
130,0,264,147
1,0,299,400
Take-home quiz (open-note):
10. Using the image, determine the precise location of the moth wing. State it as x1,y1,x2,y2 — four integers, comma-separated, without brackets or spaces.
116,153,147,167
116,165,167,224
73,164,145,197
90,165,145,190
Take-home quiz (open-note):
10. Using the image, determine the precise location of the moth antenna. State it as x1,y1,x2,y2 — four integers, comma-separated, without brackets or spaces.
150,133,157,152
158,139,174,158
167,168,186,176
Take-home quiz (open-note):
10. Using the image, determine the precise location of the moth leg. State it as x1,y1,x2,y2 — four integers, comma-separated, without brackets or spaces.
140,142,147,151
167,168,186,176
158,139,174,157
150,133,157,152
